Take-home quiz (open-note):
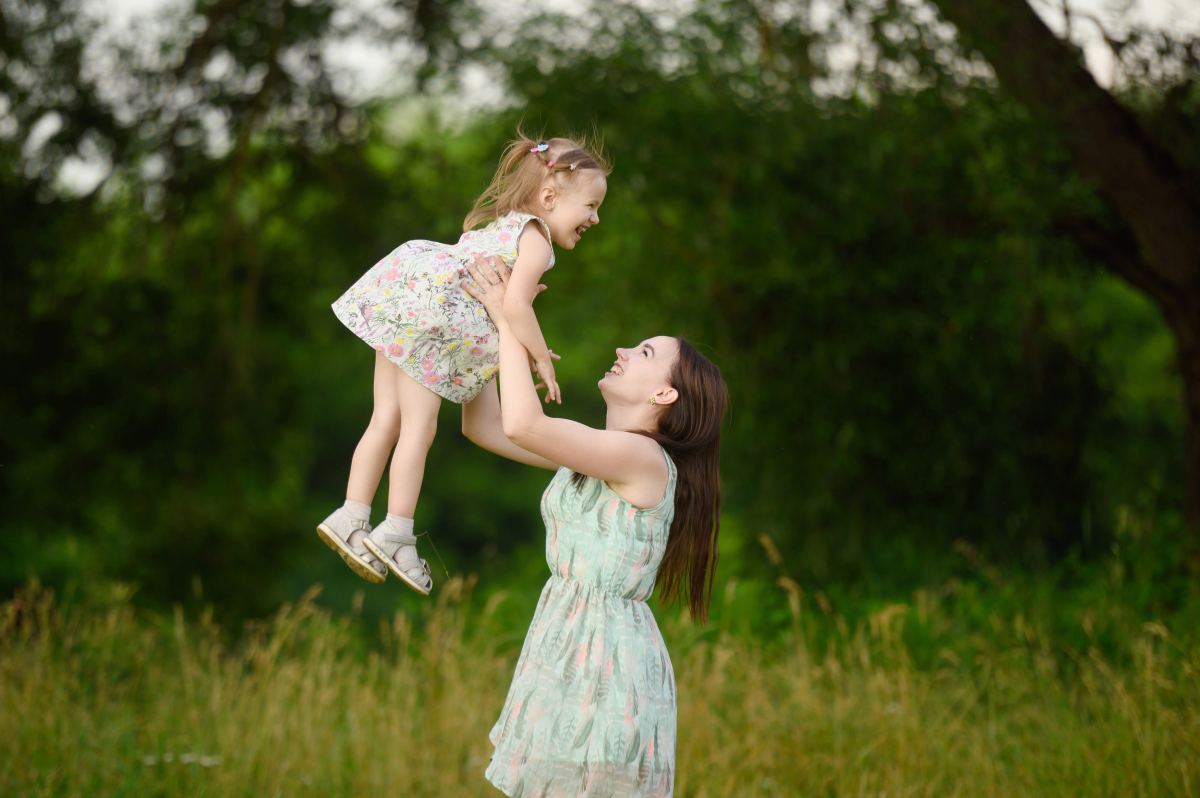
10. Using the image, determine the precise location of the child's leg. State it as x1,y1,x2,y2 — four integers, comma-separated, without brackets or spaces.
363,368,441,593
388,367,443,518
346,351,403,505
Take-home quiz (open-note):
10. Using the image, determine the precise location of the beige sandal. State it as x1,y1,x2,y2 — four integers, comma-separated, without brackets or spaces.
362,520,432,595
316,508,386,585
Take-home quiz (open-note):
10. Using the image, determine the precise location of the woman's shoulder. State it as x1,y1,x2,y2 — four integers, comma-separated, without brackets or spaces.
605,440,675,513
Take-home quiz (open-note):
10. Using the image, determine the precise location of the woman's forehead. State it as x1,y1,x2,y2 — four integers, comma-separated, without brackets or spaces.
632,336,679,354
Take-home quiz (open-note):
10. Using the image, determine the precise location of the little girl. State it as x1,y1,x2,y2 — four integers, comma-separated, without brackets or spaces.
318,133,610,594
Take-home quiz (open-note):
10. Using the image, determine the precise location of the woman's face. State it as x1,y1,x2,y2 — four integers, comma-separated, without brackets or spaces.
599,336,680,406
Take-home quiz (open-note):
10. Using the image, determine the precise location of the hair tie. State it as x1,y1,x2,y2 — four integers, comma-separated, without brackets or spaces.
547,161,554,168
529,142,548,153
568,163,576,171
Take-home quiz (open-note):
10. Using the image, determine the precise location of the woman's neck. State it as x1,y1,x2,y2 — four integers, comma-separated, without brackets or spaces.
605,404,656,433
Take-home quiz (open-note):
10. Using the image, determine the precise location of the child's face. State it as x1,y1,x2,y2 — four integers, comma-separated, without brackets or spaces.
543,171,607,250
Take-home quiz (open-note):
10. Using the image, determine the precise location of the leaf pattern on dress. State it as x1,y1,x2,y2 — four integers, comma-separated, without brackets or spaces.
487,450,678,798
331,212,554,404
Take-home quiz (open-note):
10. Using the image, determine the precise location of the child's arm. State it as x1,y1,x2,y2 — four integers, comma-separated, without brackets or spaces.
503,225,561,403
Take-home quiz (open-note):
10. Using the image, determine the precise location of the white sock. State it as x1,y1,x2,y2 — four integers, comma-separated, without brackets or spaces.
386,513,415,536
343,499,372,522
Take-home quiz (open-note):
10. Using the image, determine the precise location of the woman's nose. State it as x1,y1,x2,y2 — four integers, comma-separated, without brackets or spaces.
615,348,628,360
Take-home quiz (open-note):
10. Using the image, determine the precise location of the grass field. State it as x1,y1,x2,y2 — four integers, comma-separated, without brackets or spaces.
3,569,1199,797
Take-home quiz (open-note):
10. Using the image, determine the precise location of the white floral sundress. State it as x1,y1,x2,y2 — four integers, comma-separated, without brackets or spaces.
331,212,555,403
487,450,678,798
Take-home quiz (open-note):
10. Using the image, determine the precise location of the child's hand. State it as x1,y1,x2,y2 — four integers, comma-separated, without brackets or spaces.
534,355,562,404
527,348,560,373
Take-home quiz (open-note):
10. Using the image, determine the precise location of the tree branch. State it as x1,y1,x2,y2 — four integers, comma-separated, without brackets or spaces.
929,0,1200,291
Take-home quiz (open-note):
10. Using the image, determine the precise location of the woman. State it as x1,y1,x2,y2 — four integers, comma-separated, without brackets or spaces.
459,254,728,798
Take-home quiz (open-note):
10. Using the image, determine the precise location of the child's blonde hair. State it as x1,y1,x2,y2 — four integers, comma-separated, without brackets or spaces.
463,128,612,232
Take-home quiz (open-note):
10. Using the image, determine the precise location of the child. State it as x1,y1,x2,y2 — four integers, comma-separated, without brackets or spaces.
318,133,610,594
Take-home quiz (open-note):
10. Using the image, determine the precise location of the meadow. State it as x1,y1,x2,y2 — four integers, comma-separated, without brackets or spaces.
5,1,1200,796
4,548,1198,798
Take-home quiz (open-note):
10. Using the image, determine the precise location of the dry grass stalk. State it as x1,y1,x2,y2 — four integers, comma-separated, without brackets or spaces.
2,577,1198,797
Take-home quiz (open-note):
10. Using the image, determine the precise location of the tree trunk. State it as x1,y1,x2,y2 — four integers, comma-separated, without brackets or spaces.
928,0,1200,533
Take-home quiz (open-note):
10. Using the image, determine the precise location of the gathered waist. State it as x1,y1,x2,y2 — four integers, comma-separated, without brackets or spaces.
547,574,650,605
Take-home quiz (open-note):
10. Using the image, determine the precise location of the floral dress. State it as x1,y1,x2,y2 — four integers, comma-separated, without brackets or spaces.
487,450,678,798
331,212,555,404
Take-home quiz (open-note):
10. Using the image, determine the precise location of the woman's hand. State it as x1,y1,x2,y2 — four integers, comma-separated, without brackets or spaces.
461,253,513,323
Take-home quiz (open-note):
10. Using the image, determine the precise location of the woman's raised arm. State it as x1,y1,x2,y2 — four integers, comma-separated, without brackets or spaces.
462,256,668,509
461,380,561,470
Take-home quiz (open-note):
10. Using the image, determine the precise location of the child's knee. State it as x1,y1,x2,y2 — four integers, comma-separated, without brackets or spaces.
370,409,402,441
416,415,439,447
400,412,438,449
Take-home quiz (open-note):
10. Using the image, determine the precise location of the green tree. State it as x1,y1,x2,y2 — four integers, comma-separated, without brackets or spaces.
925,0,1200,534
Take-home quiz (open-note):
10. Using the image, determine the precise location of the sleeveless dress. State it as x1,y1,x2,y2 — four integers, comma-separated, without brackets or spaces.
487,450,678,798
330,212,555,404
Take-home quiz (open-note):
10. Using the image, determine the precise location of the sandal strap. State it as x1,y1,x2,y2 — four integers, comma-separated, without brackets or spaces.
335,516,369,543
341,518,378,564
379,530,418,546
399,558,431,583
349,535,378,565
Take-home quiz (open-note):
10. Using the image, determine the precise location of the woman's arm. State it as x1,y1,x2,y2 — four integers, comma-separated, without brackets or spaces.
461,380,560,470
462,257,668,508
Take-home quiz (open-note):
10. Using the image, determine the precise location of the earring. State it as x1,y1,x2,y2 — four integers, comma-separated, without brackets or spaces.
650,397,657,405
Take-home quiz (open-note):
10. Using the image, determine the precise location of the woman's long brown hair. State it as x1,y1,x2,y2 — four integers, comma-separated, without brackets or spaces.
572,337,728,622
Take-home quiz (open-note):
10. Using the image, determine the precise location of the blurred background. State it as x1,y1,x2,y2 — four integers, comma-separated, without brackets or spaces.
6,1,1200,793
2,0,1198,639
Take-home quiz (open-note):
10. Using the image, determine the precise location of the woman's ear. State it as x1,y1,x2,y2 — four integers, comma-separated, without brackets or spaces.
539,185,556,211
652,386,679,407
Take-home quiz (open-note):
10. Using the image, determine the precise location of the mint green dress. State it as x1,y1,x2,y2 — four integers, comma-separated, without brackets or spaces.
487,451,678,798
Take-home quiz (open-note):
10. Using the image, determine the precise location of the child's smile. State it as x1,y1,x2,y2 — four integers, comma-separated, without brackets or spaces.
546,172,607,250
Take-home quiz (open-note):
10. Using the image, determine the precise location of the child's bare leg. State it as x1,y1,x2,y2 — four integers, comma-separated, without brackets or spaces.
388,368,442,518
346,351,403,505
362,368,442,593
334,352,403,577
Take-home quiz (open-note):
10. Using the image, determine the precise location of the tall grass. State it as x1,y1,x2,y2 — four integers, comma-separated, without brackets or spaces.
2,572,1198,797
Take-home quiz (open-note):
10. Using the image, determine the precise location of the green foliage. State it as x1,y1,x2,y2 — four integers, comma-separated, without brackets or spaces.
0,1,1190,623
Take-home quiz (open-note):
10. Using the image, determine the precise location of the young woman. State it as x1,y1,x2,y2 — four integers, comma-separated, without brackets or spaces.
460,255,728,798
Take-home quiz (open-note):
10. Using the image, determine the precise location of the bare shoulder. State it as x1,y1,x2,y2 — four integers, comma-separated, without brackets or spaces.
518,220,552,257
587,430,671,510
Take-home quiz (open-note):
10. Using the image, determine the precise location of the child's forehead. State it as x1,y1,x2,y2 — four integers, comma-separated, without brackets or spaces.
569,171,607,196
